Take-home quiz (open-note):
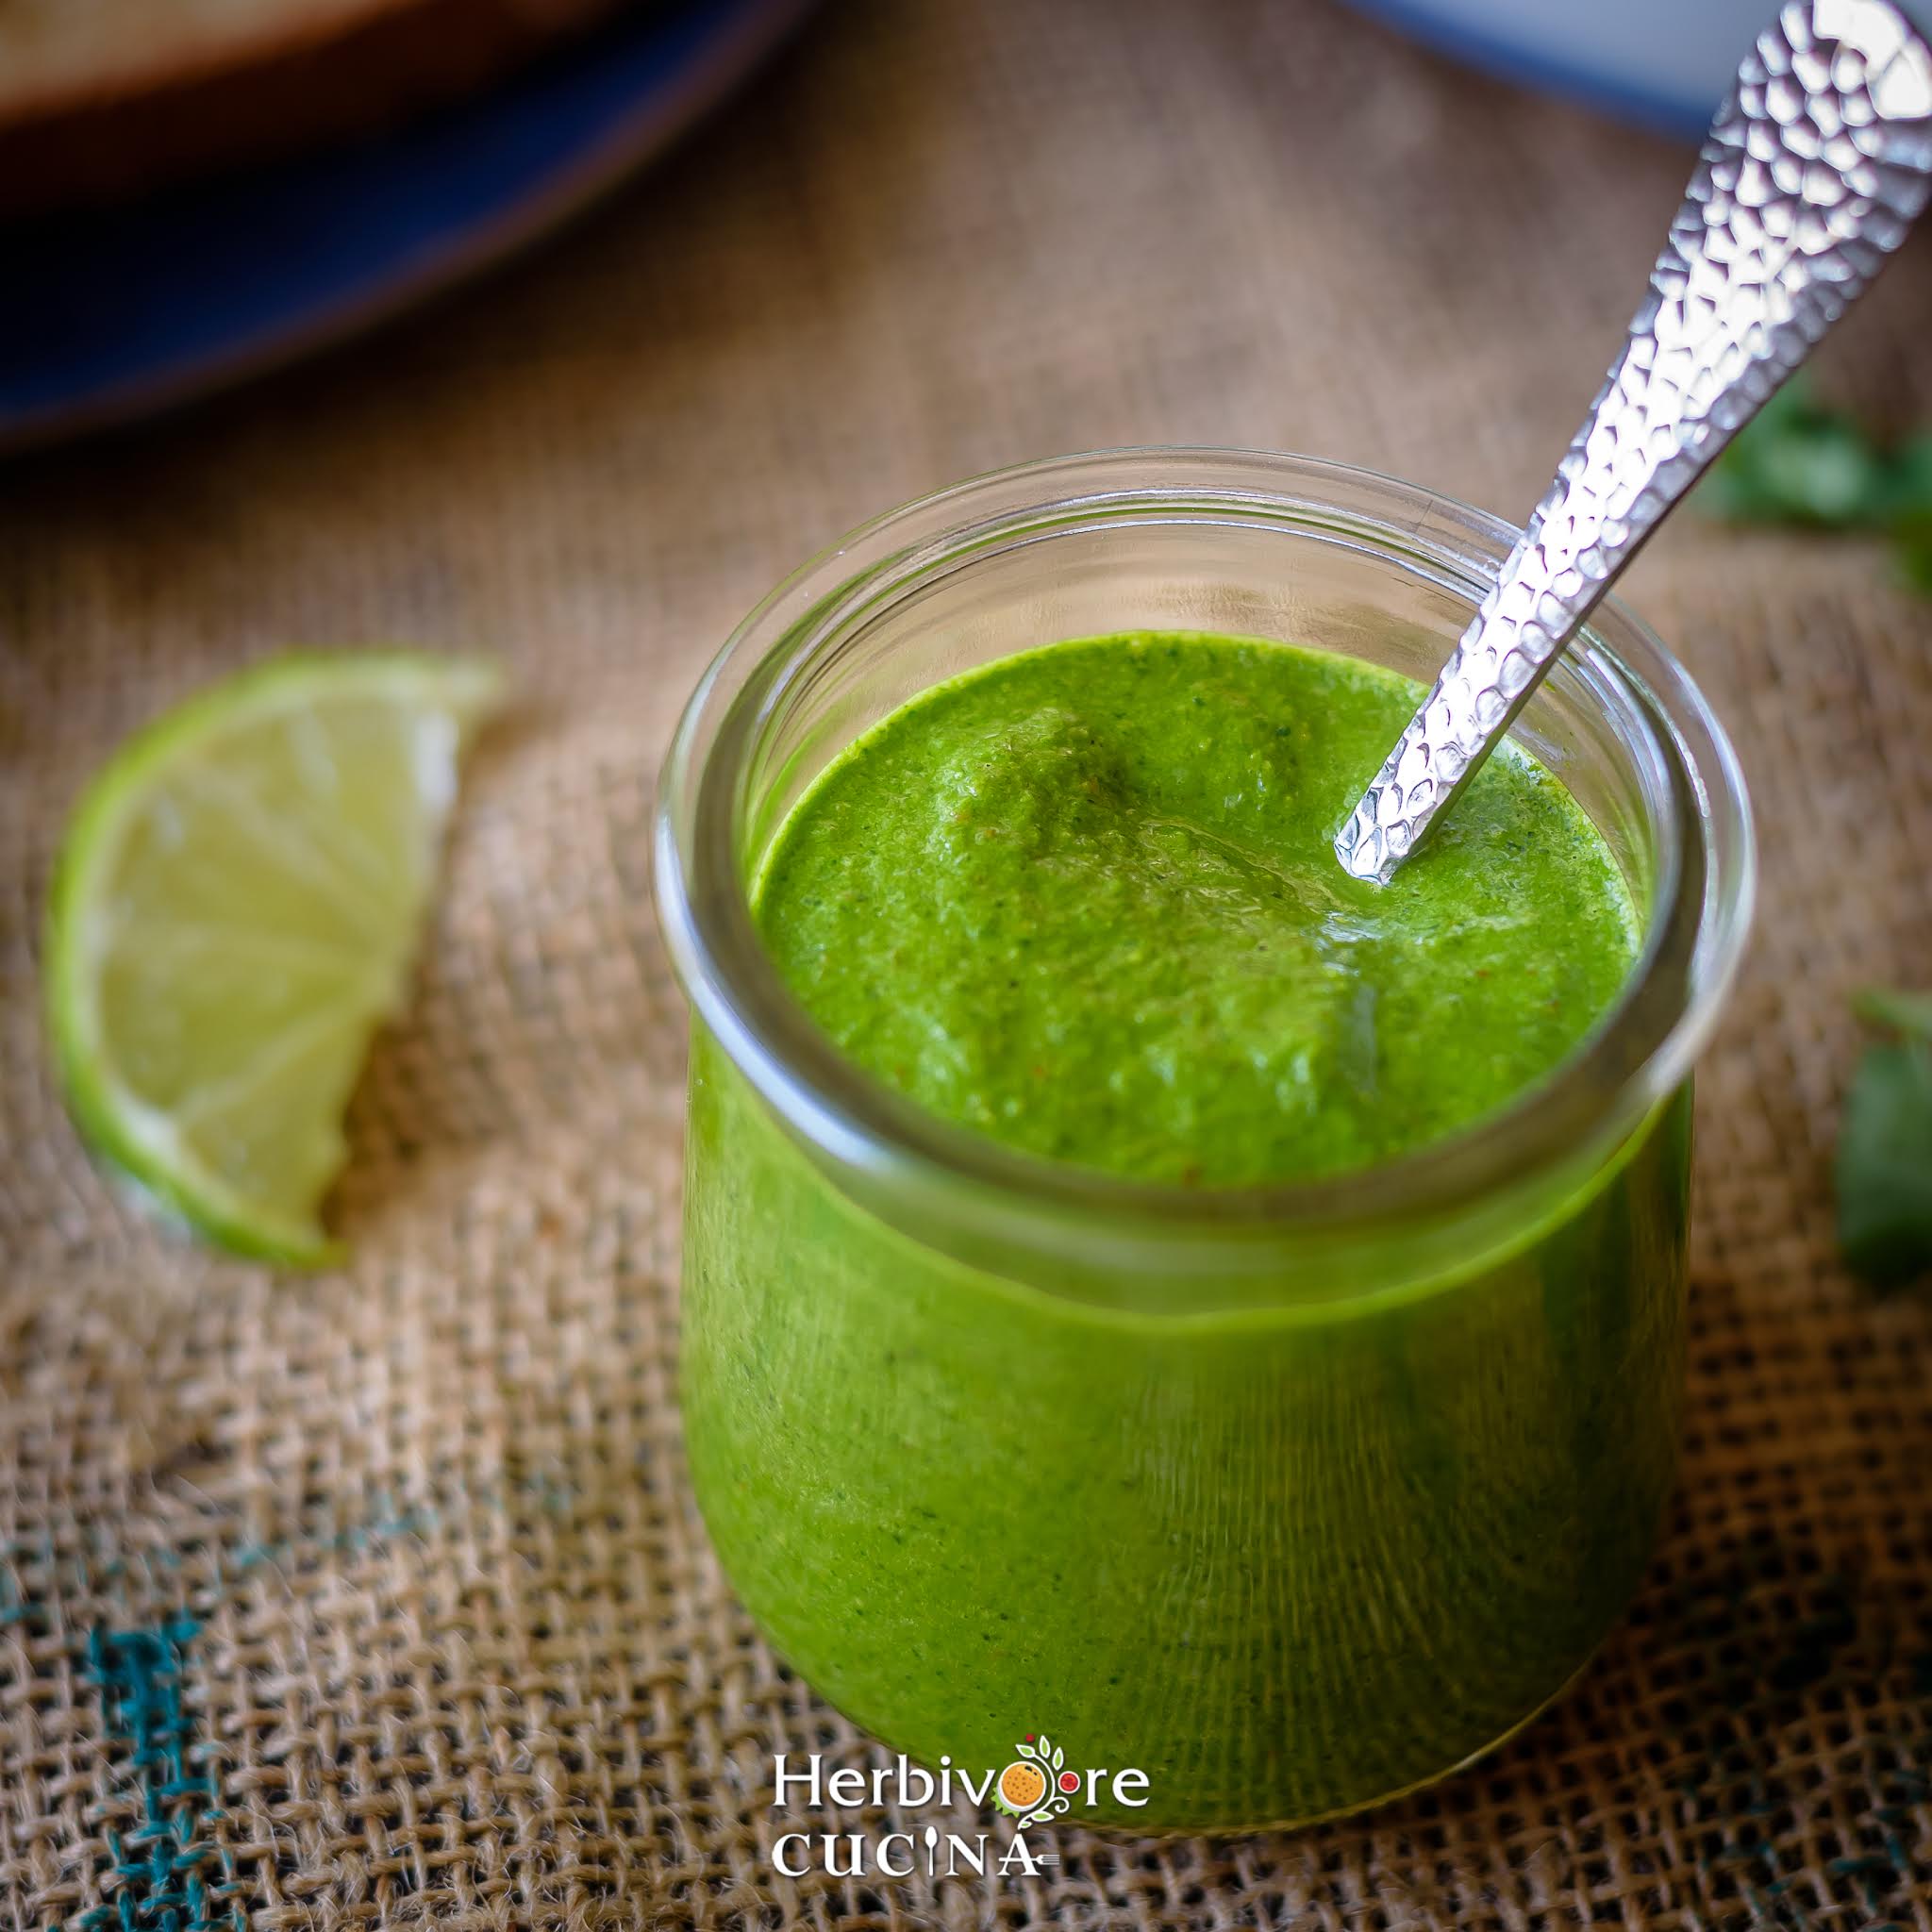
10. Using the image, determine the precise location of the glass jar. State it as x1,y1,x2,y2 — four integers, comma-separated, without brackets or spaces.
654,450,1753,1832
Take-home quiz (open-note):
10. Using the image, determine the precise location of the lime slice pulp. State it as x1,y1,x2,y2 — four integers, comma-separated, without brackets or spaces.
44,652,502,1265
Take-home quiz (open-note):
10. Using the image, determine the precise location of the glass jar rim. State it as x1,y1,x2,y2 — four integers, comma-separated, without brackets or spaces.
655,447,1755,1270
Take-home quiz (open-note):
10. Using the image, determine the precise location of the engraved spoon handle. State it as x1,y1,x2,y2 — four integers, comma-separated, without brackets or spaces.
1336,0,1932,885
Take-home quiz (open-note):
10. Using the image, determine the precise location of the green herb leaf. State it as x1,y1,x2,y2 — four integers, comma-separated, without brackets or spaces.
1709,377,1886,526
1856,989,1932,1036
1837,991,1932,1291
1898,532,1932,597
1707,380,1932,594
1874,435,1932,524
1884,441,1932,593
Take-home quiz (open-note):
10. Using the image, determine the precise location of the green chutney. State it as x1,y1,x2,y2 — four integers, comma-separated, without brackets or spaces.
682,630,1687,1829
754,630,1639,1187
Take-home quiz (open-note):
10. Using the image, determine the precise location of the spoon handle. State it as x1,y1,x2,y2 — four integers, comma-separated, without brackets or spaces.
1336,0,1932,886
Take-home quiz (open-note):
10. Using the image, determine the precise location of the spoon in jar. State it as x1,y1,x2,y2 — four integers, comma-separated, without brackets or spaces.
1335,0,1932,886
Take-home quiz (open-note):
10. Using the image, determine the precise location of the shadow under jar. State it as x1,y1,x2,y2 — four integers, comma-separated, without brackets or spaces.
654,449,1754,1833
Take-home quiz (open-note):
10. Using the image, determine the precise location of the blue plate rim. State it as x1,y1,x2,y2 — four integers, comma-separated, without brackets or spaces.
1341,0,1713,140
1,0,814,456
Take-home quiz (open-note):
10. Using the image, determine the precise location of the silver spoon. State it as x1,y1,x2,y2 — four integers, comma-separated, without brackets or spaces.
1335,0,1932,886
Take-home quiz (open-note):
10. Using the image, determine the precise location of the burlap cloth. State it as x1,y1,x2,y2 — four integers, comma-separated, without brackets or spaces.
3,1,1931,1925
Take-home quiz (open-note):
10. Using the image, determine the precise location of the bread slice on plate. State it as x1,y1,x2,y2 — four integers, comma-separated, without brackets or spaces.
0,0,632,216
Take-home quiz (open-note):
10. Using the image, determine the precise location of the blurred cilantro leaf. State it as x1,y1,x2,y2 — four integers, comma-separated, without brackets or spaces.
1836,991,1932,1291
1708,378,1932,591
1881,436,1932,592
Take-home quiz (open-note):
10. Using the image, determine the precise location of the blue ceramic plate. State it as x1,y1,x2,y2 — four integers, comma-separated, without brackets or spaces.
0,0,811,453
1342,0,1773,137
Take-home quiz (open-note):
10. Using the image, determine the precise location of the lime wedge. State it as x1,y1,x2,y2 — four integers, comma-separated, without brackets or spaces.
45,652,503,1266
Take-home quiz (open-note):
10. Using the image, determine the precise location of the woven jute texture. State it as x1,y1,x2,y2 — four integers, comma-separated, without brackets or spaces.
3,1,1931,1926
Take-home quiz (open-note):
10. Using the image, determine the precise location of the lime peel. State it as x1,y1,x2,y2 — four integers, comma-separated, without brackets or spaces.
45,651,503,1266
